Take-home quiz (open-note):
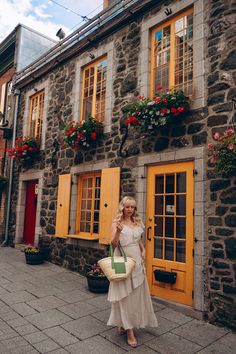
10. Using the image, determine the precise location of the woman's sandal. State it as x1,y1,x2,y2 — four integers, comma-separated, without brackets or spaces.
127,339,138,348
118,327,126,335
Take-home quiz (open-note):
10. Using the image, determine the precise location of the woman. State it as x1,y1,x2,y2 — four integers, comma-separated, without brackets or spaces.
107,196,158,348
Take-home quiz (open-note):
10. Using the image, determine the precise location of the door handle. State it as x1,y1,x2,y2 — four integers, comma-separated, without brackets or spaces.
147,226,152,241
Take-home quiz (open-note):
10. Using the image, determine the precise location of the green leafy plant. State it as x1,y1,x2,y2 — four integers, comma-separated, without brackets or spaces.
208,128,236,177
24,245,41,254
63,116,103,150
6,136,40,163
123,88,190,132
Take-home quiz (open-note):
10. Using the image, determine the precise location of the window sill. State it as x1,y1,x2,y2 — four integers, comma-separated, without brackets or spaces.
66,234,99,241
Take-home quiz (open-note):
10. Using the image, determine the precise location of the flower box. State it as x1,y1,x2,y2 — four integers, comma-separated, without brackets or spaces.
6,136,40,166
24,245,44,265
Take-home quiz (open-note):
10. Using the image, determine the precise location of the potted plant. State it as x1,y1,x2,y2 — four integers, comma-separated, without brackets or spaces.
86,262,109,293
0,175,8,192
208,127,236,178
123,87,190,133
24,245,44,265
6,136,40,167
63,115,104,150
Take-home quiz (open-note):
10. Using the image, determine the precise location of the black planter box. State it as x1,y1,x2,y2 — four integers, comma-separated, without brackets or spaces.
86,274,109,293
25,252,44,265
154,269,177,284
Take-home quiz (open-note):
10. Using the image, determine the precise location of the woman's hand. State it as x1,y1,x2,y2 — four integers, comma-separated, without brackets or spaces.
141,248,146,261
116,221,123,233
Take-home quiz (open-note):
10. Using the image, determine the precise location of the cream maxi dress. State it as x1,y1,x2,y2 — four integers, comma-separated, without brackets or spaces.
107,224,158,330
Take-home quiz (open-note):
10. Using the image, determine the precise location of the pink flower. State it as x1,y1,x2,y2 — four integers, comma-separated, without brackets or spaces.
210,157,216,165
208,143,213,149
139,95,144,100
214,132,220,140
224,128,234,136
155,85,162,91
28,147,33,151
227,144,234,151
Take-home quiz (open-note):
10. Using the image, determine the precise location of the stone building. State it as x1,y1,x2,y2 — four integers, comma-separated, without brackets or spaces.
7,0,236,329
0,24,56,244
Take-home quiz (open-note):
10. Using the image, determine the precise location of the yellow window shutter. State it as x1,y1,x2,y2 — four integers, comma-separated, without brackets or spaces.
55,174,71,237
99,167,120,244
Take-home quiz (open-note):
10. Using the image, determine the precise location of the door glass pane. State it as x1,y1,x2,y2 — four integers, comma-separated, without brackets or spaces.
177,172,186,193
166,174,175,193
155,195,163,215
176,218,186,239
155,175,164,193
165,217,174,237
176,240,186,262
154,238,163,259
165,239,174,260
176,195,186,215
154,217,163,237
165,195,174,215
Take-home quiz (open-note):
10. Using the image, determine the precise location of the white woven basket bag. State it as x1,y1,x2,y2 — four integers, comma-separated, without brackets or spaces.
98,243,136,282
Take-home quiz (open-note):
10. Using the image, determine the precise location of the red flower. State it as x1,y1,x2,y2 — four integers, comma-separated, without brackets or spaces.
91,132,97,140
155,97,161,103
227,144,234,151
177,107,185,113
125,116,139,125
162,98,168,104
207,143,213,149
160,109,167,115
155,85,162,91
224,128,234,136
170,107,177,113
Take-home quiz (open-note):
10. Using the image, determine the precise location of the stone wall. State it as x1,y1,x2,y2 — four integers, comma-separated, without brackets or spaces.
10,0,236,328
204,0,236,329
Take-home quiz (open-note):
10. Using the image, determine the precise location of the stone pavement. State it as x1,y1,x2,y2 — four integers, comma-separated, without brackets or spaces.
0,248,235,354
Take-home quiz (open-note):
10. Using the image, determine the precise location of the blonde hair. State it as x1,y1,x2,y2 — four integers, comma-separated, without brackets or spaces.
114,196,143,226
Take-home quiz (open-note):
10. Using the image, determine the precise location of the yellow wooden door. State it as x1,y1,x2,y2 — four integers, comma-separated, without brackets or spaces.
55,174,71,238
146,162,194,306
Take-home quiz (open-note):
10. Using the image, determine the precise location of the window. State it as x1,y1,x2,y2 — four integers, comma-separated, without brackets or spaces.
151,9,193,96
76,173,101,238
28,90,45,139
81,57,107,122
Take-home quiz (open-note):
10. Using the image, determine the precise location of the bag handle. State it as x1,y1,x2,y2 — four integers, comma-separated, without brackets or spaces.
109,242,127,262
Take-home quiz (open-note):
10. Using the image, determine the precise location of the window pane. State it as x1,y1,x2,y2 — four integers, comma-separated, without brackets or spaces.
166,174,175,193
155,175,164,193
176,195,186,215
176,240,186,262
154,217,163,237
165,239,174,261
165,217,174,238
176,218,186,239
176,172,186,193
155,195,163,215
165,195,174,215
154,238,163,259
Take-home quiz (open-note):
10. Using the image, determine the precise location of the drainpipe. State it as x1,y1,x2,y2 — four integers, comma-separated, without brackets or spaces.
1,89,20,247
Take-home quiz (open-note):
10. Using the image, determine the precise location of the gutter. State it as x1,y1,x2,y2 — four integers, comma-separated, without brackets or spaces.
1,89,20,247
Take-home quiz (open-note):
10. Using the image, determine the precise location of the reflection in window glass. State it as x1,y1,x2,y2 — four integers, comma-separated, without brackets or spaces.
165,239,174,261
154,238,163,259
166,174,175,193
165,217,174,237
177,172,186,193
176,240,186,262
176,218,186,239
176,195,186,215
155,195,163,215
155,175,164,193
154,217,163,237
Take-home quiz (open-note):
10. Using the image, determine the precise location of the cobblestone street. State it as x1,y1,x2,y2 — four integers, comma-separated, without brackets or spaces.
0,247,235,354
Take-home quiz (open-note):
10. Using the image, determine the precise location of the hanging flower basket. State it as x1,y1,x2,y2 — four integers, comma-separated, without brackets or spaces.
6,136,40,166
0,175,8,192
208,128,236,178
123,88,190,133
63,115,104,150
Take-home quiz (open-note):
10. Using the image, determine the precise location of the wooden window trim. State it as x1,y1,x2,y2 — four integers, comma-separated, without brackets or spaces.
75,172,101,240
80,56,107,122
150,8,193,98
28,89,45,139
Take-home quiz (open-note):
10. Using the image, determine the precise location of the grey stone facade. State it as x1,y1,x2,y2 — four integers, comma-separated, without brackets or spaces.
9,0,236,329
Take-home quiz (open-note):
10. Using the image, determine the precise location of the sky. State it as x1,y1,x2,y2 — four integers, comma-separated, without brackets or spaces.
0,0,104,42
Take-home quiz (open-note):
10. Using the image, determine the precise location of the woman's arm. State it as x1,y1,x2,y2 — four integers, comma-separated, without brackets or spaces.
139,239,146,260
110,221,123,248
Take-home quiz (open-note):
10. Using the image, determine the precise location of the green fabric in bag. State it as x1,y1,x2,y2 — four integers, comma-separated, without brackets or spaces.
114,262,126,274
